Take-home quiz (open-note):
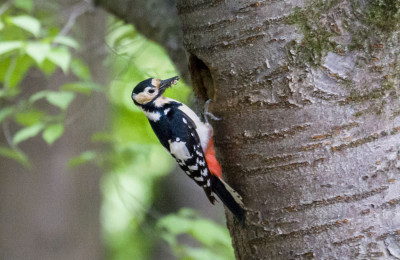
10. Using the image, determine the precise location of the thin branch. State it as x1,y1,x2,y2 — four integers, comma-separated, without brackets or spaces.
2,119,23,156
55,1,92,41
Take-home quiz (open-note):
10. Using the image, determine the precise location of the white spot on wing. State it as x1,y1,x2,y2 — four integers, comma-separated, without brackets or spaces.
201,169,208,176
185,171,191,176
169,140,191,161
183,118,187,124
164,108,170,115
194,176,204,181
188,165,198,171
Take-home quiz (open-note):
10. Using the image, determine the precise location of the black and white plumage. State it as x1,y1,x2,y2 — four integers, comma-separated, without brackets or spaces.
131,76,245,221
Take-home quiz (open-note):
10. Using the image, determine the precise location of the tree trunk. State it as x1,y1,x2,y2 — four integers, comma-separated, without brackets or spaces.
177,0,400,259
97,0,400,258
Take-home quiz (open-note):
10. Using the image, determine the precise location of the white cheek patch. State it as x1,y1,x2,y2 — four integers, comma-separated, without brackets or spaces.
169,140,192,161
154,97,173,107
134,92,153,104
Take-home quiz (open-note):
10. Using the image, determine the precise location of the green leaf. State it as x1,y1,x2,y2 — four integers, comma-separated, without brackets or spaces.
70,59,91,81
29,90,75,110
45,91,75,110
29,90,50,103
13,122,44,144
0,146,30,167
39,59,56,75
9,15,41,37
0,41,23,55
25,42,50,65
107,23,136,47
68,151,97,168
42,124,64,145
5,54,33,88
47,46,71,73
0,107,14,124
60,82,102,95
14,109,44,126
53,35,79,49
157,209,235,260
14,0,33,11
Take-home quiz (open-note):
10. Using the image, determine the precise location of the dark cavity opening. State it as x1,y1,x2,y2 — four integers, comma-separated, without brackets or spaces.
188,54,215,100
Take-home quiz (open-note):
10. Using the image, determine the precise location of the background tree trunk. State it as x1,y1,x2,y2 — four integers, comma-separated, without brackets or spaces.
100,0,400,258
0,3,107,259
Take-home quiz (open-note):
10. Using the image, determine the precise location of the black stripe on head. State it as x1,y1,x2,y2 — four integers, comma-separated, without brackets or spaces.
132,78,161,107
132,78,153,96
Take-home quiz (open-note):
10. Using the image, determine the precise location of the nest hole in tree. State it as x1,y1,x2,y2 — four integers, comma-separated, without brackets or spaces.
188,54,215,100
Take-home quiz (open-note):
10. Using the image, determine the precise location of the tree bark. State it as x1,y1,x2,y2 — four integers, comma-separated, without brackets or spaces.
176,0,400,259
97,0,400,259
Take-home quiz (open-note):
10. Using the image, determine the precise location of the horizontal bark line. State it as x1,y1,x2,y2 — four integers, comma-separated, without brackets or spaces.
224,157,325,175
176,0,225,15
181,15,287,34
249,218,353,244
178,0,285,16
217,125,400,159
268,186,389,215
249,203,400,245
215,88,400,112
184,33,270,53
218,121,358,143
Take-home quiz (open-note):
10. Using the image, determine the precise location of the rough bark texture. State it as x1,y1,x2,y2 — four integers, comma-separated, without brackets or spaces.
97,0,400,259
177,0,400,259
0,4,107,260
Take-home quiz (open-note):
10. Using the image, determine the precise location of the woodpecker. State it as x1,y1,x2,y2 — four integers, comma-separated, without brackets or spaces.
131,76,245,222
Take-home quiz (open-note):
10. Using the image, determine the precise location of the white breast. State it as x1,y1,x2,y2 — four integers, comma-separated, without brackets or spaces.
178,104,211,152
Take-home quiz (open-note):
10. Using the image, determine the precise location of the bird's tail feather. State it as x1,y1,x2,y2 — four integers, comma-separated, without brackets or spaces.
211,175,246,222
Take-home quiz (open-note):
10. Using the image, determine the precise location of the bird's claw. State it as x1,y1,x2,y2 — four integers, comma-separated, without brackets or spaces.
204,99,221,124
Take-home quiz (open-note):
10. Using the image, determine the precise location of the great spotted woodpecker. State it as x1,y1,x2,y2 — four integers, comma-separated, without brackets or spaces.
131,76,245,221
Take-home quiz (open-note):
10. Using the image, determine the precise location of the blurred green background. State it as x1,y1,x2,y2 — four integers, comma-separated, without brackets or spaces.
0,1,234,259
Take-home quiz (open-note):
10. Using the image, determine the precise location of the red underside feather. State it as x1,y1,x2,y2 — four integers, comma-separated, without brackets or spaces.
205,138,222,178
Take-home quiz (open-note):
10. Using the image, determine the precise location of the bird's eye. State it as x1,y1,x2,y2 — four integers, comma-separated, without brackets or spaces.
148,89,155,94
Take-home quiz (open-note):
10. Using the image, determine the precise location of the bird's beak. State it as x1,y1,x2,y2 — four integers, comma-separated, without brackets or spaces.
159,76,180,93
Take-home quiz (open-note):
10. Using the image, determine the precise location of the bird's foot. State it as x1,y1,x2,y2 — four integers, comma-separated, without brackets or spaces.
204,99,221,124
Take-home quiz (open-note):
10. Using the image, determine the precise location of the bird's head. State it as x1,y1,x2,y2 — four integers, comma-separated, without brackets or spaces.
131,76,179,106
